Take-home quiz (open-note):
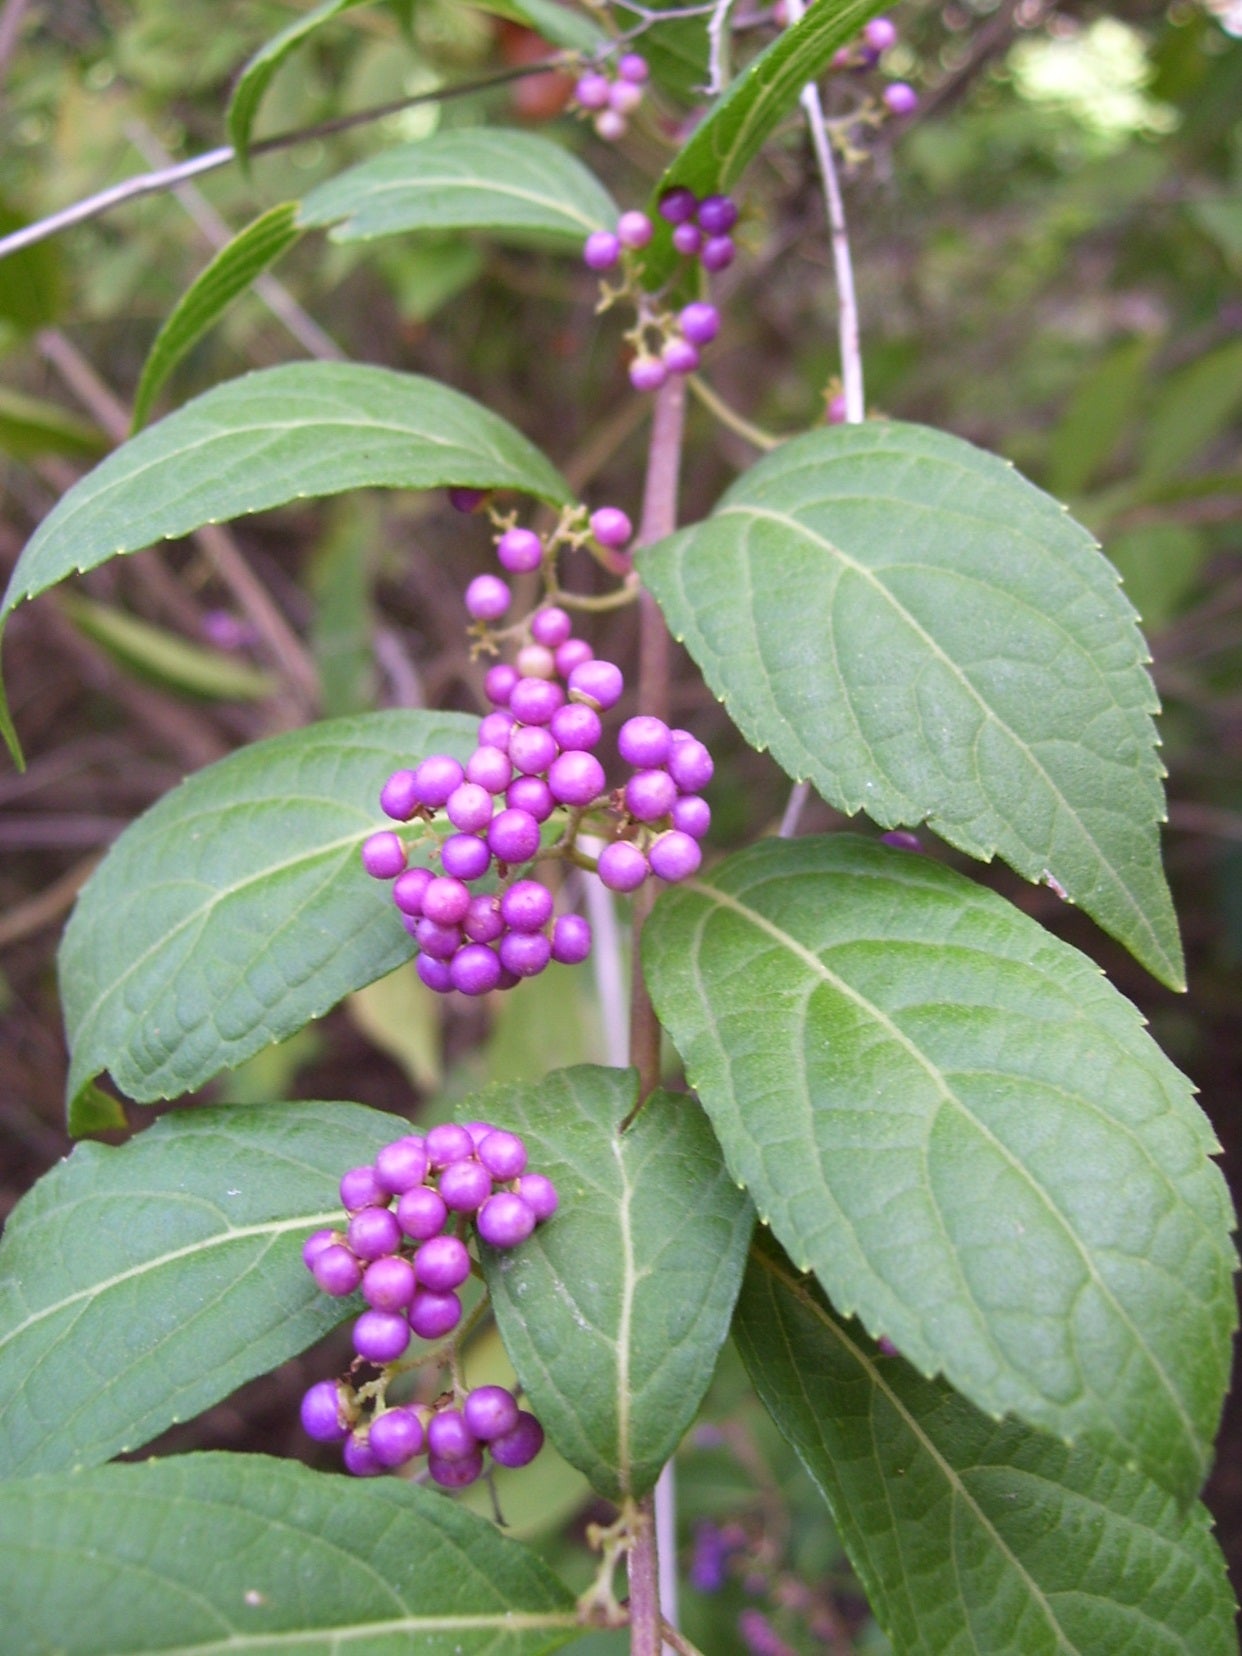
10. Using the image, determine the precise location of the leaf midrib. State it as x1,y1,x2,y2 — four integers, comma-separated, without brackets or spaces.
322,172,603,232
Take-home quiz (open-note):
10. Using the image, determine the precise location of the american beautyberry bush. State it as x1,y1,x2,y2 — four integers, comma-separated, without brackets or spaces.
0,3,1236,1654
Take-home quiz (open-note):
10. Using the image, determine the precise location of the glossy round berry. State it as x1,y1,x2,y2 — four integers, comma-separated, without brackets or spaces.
415,917,462,961
609,79,643,115
618,715,672,768
450,942,503,996
617,51,650,83
408,1287,463,1340
477,1129,527,1180
463,894,504,943
630,356,668,393
659,185,698,224
617,210,653,249
548,750,606,807
626,769,678,822
437,1157,493,1213
501,879,556,932
422,876,471,926
551,913,592,965
597,839,648,892
668,737,714,792
340,1165,387,1212
679,301,721,345
427,1408,479,1462
672,221,702,256
464,1385,521,1441
594,108,628,142
864,15,897,50
353,1308,411,1364
362,1253,417,1311
380,769,420,821
362,831,407,880
413,755,464,808
499,928,553,979
396,1184,449,1241
649,828,702,882
446,782,494,834
462,1120,493,1148
466,744,512,793
506,776,555,822
881,828,922,851
583,230,621,270
590,506,632,549
301,1379,350,1443
555,638,594,678
883,81,918,115
530,606,573,648
428,1449,485,1487
375,1136,429,1193
568,658,624,711
348,1205,403,1261
368,1407,424,1468
509,677,564,726
427,1122,475,1167
507,725,557,777
496,527,543,574
490,1411,545,1468
672,794,711,839
478,1191,538,1248
663,338,699,376
488,807,541,864
697,194,738,235
477,710,516,752
484,663,519,706
311,1244,363,1297
416,953,455,993
302,1228,338,1270
449,486,487,514
441,834,491,881
343,1433,385,1477
415,1232,473,1290
391,865,432,917
700,234,735,272
465,574,511,622
514,1172,559,1221
574,71,611,109
550,702,602,751
516,642,557,680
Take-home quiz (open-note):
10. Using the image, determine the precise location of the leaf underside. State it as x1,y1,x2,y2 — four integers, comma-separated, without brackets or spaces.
639,421,1183,987
642,835,1235,1500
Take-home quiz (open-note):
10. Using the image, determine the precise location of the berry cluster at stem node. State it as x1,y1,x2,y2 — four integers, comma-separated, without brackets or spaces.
301,1122,554,1484
572,50,649,141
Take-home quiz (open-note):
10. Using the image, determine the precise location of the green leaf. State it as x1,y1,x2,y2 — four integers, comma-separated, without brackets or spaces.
1046,336,1153,500
0,1452,579,1654
0,1101,402,1478
736,1233,1238,1656
639,0,888,288
642,835,1236,1500
228,0,374,167
479,1065,754,1500
299,129,617,249
639,421,1183,989
131,203,303,432
0,385,107,461
58,709,475,1130
59,593,278,701
1139,340,1242,486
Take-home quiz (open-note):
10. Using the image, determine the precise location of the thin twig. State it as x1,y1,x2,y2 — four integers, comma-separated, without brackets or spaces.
687,374,782,451
706,0,738,95
659,1620,710,1656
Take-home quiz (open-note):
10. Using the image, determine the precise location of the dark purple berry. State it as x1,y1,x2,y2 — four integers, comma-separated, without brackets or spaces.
618,714,672,768
668,737,714,792
368,1407,424,1468
301,1379,350,1443
353,1308,411,1364
437,1157,493,1213
428,1408,480,1462
490,1411,545,1468
597,840,648,892
416,954,455,993
343,1433,385,1477
672,794,711,838
659,186,699,224
477,1129,527,1180
392,866,433,917
380,769,421,821
464,1384,521,1441
506,776,555,822
625,768,678,822
362,832,407,880
427,1123,475,1167
697,194,738,235
550,703,602,751
590,506,632,549
477,1191,537,1247
515,1173,559,1221
463,894,504,943
509,677,565,725
348,1206,403,1261
362,1253,417,1311
413,755,464,808
679,301,720,345
415,1231,473,1289
441,834,491,881
415,917,462,961
397,1184,449,1241
700,234,735,272
672,221,703,256
530,606,573,648
429,1449,485,1487
488,807,541,863
422,875,472,925
551,913,592,965
499,929,553,979
881,829,922,851
465,574,510,622
583,230,621,270
497,526,544,573
466,744,512,793
340,1165,387,1212
450,943,502,996
649,828,702,882
568,658,624,711
312,1244,364,1297
501,879,555,932
548,750,606,806
408,1287,462,1340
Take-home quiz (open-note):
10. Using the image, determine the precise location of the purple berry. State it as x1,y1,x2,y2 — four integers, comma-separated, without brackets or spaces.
826,392,848,424
463,894,504,943
506,776,555,822
499,929,553,979
679,301,720,345
597,839,649,893
501,879,556,932
464,1385,521,1441
415,1232,473,1290
625,768,678,822
617,52,650,83
574,71,611,109
465,574,510,622
301,1379,350,1443
881,829,923,851
865,15,898,51
618,714,672,767
509,726,559,779
883,80,918,115
701,234,735,272
422,875,471,926
380,769,420,821
413,754,464,808
477,1191,537,1248
446,781,494,833
368,1407,424,1468
555,638,594,678
427,1123,475,1167
594,109,628,142
672,221,703,256
353,1309,411,1364
416,953,455,993
590,506,632,549
392,865,433,917
415,917,462,961
437,1157,493,1213
408,1287,462,1340
514,1172,558,1221
510,677,565,726
551,913,592,965
477,1129,528,1180
649,828,702,882
348,1205,403,1261
583,230,621,271
312,1245,363,1297
659,186,699,224
375,1136,429,1194
441,834,491,881
450,942,503,996
672,794,711,838
497,527,544,573
488,807,541,864
630,356,668,393
396,1184,449,1241
530,606,573,648
340,1165,387,1212
429,1449,485,1487
302,1228,338,1270
668,737,714,792
697,194,738,235
617,210,653,249
550,703,602,751
362,1253,417,1311
663,338,699,375
490,1411,545,1468
568,658,624,711
484,663,519,706
466,744,512,793
343,1433,385,1477
548,750,606,807
609,80,644,115
427,1408,479,1462
477,710,516,752
362,831,407,880
449,486,487,514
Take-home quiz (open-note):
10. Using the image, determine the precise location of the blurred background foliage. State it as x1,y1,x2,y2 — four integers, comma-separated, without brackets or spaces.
0,1,1239,1650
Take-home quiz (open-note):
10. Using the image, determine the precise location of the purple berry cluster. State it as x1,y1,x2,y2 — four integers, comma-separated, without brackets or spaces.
598,716,713,891
573,51,649,142
828,15,918,116
300,1120,554,1484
